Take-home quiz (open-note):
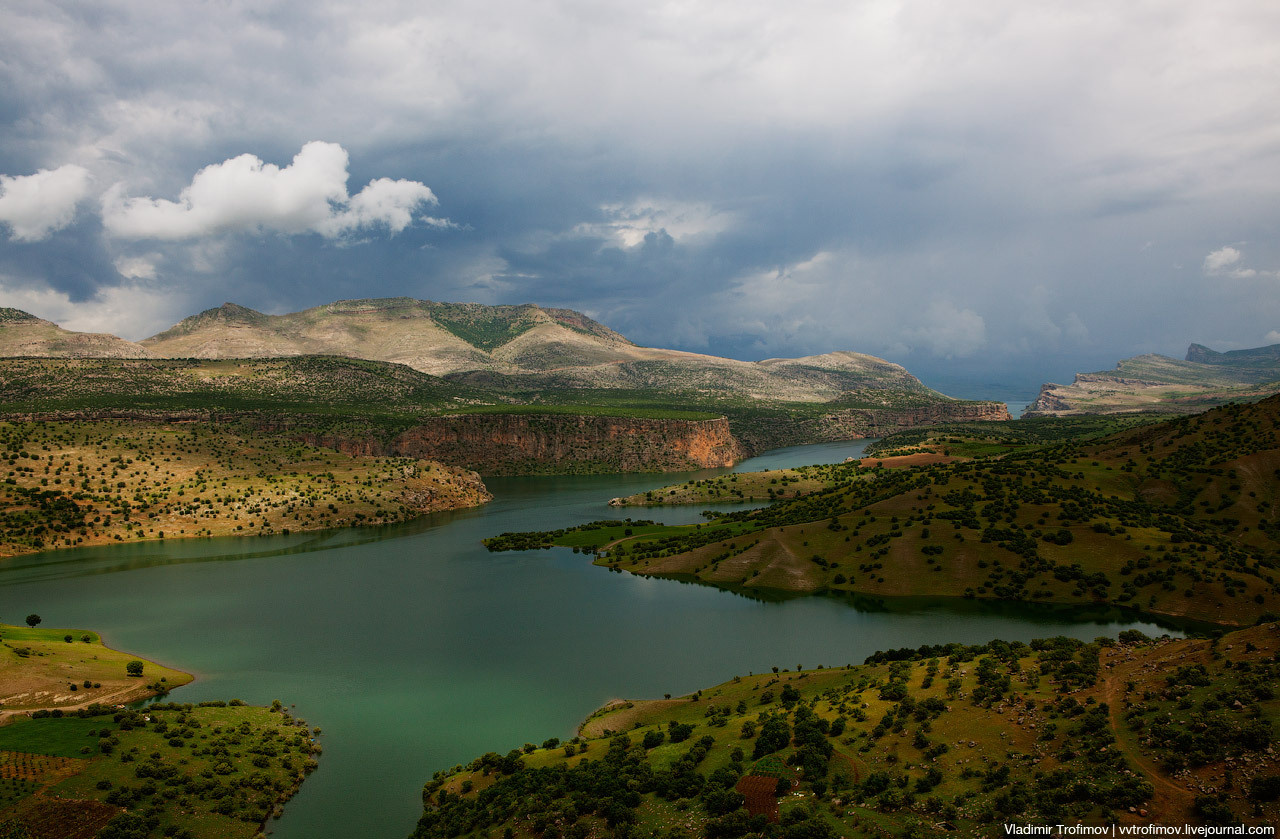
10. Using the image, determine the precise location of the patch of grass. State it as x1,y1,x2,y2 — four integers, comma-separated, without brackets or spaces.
0,717,112,758
614,464,852,507
0,622,192,713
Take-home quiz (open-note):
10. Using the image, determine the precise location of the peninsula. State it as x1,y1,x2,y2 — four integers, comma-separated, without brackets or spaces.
488,395,1280,627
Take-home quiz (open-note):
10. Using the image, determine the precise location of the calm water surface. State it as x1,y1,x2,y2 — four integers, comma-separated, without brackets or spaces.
0,439,1181,839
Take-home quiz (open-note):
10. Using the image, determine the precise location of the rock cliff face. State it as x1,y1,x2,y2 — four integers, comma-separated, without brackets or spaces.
396,462,493,512
297,414,749,476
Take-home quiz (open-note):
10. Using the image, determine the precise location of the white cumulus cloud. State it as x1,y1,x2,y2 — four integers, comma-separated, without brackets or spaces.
0,164,92,241
101,141,442,240
0,277,187,341
1266,330,1280,345
1203,245,1278,280
1204,246,1251,277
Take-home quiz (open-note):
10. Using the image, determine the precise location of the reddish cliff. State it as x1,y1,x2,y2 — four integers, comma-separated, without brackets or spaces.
393,414,747,475
296,414,748,476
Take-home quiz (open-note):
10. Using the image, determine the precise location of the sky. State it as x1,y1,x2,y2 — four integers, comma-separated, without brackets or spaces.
1,1,1279,397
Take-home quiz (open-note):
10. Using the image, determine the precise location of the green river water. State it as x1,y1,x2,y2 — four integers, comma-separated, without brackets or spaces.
0,440,1185,838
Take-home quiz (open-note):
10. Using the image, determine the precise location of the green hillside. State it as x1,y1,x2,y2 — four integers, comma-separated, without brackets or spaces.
413,625,1280,838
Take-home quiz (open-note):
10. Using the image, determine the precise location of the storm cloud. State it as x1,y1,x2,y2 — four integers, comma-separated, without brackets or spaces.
1,0,1278,394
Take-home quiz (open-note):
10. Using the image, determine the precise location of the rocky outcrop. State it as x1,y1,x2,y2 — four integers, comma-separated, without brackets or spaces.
397,462,493,512
1025,343,1280,417
1024,385,1071,415
296,414,748,476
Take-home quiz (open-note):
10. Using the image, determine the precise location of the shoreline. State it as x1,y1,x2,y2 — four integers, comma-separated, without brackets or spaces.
0,623,195,724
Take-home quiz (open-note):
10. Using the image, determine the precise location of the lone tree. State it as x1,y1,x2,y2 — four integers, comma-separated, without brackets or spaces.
25,614,41,628
125,660,144,677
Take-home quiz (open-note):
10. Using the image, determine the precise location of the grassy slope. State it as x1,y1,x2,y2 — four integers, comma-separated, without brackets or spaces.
0,419,491,558
0,702,319,839
0,624,192,714
488,398,1280,627
414,625,1280,838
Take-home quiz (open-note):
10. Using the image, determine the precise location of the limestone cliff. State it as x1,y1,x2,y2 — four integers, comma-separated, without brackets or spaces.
295,414,749,476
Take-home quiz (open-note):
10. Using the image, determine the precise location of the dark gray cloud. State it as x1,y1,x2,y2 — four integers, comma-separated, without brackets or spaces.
1,0,1279,395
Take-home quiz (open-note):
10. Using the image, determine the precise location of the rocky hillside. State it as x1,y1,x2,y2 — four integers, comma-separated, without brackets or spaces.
0,300,1013,473
1026,343,1280,417
0,354,1009,474
0,308,151,358
0,419,492,558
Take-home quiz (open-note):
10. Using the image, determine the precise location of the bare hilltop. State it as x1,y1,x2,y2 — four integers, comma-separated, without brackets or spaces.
0,308,150,359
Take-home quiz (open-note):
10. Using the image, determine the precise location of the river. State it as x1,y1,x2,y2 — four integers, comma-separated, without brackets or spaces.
0,438,1181,839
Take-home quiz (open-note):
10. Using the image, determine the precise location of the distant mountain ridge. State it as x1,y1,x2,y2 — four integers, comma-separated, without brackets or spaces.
3,298,941,403
1185,341,1280,366
0,307,151,358
1025,342,1280,416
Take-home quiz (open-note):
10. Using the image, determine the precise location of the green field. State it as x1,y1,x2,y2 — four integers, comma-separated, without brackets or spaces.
1,622,193,713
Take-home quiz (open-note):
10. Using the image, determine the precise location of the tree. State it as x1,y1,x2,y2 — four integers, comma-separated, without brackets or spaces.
125,660,144,677
25,614,41,628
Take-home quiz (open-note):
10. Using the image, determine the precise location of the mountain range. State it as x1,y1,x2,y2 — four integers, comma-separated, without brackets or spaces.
2,298,934,404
